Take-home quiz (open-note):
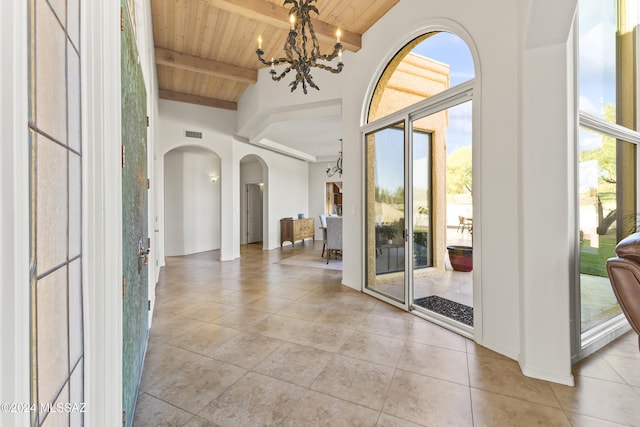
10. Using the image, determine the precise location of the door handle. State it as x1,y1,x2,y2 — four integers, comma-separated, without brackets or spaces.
138,238,150,269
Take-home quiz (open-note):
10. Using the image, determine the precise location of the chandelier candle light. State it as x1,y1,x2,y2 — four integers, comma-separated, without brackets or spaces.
256,0,344,94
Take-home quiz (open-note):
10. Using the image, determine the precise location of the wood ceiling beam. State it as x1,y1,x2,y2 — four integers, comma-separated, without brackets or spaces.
155,47,258,84
204,0,362,52
159,89,238,111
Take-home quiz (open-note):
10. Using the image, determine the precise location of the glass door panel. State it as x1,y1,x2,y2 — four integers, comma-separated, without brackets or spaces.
411,101,474,329
365,122,407,304
412,128,432,270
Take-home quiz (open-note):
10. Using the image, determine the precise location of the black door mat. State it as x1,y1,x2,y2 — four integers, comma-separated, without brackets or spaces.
413,295,473,327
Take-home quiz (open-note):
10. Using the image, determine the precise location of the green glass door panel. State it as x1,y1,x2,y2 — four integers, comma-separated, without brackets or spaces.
121,2,148,425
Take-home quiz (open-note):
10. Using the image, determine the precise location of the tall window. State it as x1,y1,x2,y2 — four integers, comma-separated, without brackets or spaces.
29,0,84,425
578,0,640,340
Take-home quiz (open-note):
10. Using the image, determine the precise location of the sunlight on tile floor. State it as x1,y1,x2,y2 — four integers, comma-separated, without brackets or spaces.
133,242,640,426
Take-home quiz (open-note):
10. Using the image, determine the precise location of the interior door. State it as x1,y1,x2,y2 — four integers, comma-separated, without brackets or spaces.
121,2,149,426
247,183,263,243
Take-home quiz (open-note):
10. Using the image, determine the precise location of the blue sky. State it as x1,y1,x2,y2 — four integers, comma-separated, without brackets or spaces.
373,32,475,192
578,0,617,153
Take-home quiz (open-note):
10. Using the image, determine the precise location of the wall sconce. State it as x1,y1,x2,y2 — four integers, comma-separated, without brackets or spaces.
209,175,219,182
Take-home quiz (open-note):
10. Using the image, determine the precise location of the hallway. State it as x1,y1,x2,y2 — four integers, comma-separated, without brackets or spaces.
134,243,640,426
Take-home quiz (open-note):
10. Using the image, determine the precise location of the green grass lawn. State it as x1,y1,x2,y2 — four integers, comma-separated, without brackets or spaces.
580,234,617,277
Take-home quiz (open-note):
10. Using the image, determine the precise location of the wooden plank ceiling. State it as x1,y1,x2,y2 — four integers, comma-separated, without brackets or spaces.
151,0,399,110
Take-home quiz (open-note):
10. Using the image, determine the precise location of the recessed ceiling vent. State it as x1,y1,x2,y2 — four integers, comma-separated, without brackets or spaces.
185,130,203,139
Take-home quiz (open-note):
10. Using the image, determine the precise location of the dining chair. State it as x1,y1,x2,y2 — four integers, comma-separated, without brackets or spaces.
319,214,328,257
325,216,342,264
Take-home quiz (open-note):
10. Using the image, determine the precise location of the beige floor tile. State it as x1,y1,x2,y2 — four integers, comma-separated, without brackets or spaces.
465,340,512,361
370,301,410,318
244,296,293,313
573,353,626,384
137,246,640,426
198,372,306,426
407,319,467,352
247,313,311,341
139,344,200,391
551,376,640,426
207,291,261,307
282,390,380,426
467,353,560,408
470,388,570,427
143,349,246,414
311,354,395,411
314,307,369,329
356,313,415,339
211,307,272,330
132,393,193,427
207,332,284,369
598,332,640,360
266,287,314,301
254,342,334,387
376,413,425,427
166,323,241,357
564,411,630,427
601,353,640,387
151,295,196,316
148,314,210,344
382,370,472,426
182,416,215,427
288,321,355,352
177,300,237,322
339,330,405,368
277,300,330,321
398,341,469,386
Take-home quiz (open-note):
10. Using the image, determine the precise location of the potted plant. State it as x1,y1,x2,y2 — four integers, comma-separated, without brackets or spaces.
447,245,473,272
378,224,397,244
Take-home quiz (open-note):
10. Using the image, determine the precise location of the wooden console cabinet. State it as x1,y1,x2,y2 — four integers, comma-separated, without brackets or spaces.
280,218,315,247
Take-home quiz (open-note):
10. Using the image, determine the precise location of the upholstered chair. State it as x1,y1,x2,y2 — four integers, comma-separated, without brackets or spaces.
325,216,342,264
606,232,640,351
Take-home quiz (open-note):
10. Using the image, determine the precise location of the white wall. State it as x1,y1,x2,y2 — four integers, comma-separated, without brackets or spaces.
158,99,310,257
235,0,578,385
235,144,309,250
164,148,221,256
157,99,236,260
309,160,342,239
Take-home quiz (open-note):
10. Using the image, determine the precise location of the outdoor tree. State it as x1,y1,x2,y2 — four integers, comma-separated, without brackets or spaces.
447,145,472,194
579,103,616,191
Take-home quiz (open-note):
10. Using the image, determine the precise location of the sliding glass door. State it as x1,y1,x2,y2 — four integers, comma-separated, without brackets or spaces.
365,122,407,306
364,95,474,334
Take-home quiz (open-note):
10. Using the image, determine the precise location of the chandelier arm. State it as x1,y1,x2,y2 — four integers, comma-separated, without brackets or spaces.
271,66,293,82
315,63,344,74
304,72,319,91
256,49,289,67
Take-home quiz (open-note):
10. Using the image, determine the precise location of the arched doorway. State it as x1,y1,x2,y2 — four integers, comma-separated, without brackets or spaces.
240,154,268,247
163,146,222,257
362,30,478,337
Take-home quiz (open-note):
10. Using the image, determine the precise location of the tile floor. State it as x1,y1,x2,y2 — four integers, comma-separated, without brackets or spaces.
133,243,640,426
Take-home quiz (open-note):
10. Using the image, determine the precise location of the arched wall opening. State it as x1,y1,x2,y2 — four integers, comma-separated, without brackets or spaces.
360,26,480,338
239,154,269,248
163,145,222,257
